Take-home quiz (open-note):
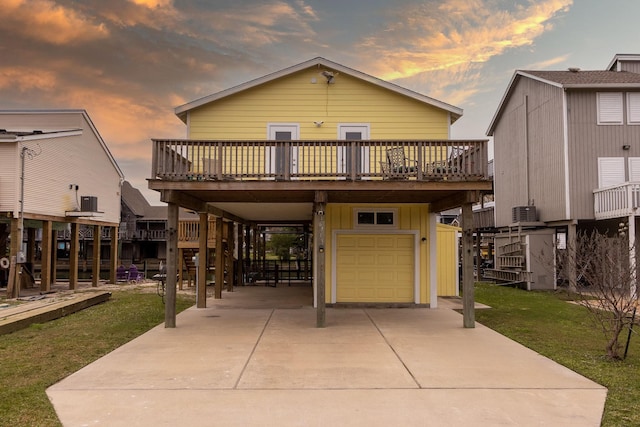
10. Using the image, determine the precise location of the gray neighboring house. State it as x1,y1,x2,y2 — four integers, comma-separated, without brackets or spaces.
487,54,640,290
120,181,197,267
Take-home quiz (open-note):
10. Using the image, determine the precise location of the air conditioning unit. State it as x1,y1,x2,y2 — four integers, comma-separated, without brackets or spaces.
512,206,537,222
81,196,98,212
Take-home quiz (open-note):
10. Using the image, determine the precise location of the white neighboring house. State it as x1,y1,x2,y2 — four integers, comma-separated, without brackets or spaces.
0,110,124,296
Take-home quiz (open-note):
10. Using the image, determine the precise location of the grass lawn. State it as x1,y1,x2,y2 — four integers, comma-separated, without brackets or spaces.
0,290,195,427
474,283,640,427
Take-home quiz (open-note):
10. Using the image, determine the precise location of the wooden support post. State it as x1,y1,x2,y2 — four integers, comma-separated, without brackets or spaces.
40,221,52,292
567,223,577,293
109,226,118,284
315,191,327,328
197,212,208,308
8,217,20,298
69,222,79,290
462,201,475,328
227,222,234,292
475,228,483,281
165,203,179,328
92,225,101,287
52,228,58,285
215,216,224,299
178,248,184,290
237,223,244,287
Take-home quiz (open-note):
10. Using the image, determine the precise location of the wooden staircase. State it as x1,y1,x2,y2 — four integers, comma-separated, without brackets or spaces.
180,248,197,287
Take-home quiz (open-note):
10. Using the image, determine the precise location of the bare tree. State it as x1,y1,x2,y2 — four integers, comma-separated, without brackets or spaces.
555,229,638,360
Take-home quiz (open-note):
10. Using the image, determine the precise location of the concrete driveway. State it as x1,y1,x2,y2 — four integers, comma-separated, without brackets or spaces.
47,285,606,426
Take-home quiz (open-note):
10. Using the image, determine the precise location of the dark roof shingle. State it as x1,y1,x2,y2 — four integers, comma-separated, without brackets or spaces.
522,70,640,86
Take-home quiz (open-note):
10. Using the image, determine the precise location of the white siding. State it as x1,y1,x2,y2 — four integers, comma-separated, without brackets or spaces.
0,112,122,224
0,143,19,213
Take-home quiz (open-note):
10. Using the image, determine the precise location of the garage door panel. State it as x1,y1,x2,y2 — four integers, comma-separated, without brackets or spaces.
336,234,415,303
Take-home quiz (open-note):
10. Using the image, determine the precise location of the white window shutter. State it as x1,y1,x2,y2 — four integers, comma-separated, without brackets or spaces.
597,92,623,124
629,157,640,181
628,93,640,124
598,157,625,187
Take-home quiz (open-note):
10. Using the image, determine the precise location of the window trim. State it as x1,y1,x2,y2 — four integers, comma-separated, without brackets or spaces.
597,92,624,125
353,208,398,229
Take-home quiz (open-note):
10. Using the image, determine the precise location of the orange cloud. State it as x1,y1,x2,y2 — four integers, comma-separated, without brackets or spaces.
129,0,174,8
359,0,573,81
3,0,109,44
0,67,58,92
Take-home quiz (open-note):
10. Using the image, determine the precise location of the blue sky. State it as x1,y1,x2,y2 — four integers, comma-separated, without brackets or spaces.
1,0,639,203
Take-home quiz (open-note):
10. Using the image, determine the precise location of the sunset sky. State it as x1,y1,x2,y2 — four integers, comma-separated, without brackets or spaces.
1,0,639,204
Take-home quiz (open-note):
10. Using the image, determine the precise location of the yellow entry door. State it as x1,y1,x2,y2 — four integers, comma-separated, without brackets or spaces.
336,234,415,303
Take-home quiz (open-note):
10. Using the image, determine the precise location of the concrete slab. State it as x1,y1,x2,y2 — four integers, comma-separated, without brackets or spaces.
47,286,606,426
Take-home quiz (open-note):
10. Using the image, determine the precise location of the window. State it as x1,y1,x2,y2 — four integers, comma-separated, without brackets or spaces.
597,157,625,187
628,93,640,124
597,92,623,124
354,208,397,228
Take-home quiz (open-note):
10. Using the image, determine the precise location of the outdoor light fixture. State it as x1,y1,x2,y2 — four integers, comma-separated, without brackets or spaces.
623,144,631,150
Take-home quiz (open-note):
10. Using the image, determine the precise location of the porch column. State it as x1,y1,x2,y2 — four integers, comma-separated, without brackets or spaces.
237,223,244,286
69,222,79,290
226,221,234,292
197,212,208,308
214,216,224,299
629,215,637,297
40,220,52,292
52,228,58,285
461,201,475,328
567,222,577,293
165,202,179,328
7,217,20,298
92,225,101,287
315,191,327,328
109,226,118,284
429,212,438,307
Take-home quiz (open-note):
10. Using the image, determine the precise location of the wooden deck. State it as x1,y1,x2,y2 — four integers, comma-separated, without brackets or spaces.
0,291,111,335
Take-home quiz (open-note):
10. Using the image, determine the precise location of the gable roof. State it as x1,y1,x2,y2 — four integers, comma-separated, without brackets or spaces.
0,110,124,180
487,68,640,136
122,180,198,220
175,57,463,124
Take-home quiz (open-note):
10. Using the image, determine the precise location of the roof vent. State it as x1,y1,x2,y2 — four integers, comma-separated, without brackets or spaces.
568,67,581,73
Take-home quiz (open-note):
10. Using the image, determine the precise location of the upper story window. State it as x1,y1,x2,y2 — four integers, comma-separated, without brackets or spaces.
597,92,623,124
354,208,397,228
627,93,640,124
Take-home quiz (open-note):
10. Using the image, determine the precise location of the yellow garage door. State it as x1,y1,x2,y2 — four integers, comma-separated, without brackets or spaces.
336,234,414,303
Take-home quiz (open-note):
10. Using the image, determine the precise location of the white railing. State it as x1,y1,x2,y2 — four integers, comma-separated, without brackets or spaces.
594,182,640,219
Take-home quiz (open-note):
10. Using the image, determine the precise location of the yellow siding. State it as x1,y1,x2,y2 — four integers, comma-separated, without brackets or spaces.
325,203,431,304
436,223,460,296
188,68,450,140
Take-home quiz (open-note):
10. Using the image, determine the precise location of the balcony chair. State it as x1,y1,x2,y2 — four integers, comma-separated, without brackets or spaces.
380,147,418,179
127,264,144,283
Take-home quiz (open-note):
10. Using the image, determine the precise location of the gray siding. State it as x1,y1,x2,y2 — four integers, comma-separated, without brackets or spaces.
566,90,640,219
493,78,566,227
618,61,640,74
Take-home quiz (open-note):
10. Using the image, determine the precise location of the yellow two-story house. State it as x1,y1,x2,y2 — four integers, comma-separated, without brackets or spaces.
149,57,490,327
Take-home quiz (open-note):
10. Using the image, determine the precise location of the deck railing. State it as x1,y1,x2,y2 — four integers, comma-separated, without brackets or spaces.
594,182,640,219
151,139,489,181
